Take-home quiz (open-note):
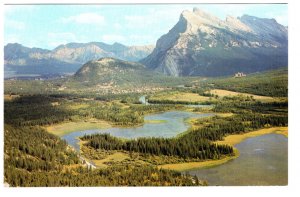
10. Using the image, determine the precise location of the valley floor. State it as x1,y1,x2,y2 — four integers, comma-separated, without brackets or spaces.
3,68,288,186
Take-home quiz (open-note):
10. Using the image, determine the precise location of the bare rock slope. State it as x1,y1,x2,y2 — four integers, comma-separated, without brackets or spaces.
141,8,288,76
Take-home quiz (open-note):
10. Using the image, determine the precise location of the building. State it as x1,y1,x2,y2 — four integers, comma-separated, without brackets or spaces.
234,72,247,78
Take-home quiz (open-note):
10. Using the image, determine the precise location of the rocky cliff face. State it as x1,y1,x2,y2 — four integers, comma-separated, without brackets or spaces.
141,8,288,76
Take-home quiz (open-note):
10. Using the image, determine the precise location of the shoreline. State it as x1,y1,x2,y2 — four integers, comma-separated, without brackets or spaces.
159,148,239,172
45,108,214,137
159,127,288,172
215,126,288,146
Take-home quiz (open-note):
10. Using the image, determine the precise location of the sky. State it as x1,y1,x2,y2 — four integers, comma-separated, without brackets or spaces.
4,4,288,50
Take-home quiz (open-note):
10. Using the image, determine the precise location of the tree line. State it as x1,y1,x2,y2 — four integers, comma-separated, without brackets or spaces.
213,99,288,114
190,112,287,142
81,133,234,161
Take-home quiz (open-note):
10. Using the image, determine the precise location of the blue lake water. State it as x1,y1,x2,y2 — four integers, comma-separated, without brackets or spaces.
62,111,214,151
186,133,288,186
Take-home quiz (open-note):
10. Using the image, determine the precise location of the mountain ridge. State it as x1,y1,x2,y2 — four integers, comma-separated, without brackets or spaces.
141,8,288,77
4,42,154,78
5,8,288,78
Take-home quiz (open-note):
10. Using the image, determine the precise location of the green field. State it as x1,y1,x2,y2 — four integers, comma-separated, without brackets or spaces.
208,89,276,102
46,120,112,137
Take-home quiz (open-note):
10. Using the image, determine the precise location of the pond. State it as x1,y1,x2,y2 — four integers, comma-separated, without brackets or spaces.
62,111,214,151
186,133,288,186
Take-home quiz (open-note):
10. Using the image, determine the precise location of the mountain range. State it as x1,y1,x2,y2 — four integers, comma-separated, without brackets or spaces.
4,8,288,78
4,42,154,78
141,8,288,76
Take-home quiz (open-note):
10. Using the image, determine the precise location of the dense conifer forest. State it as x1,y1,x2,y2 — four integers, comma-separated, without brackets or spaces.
4,123,203,186
81,134,233,160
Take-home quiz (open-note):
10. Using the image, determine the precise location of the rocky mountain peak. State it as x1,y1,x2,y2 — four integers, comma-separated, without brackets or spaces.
141,8,288,77
192,7,221,22
181,8,223,29
111,42,127,48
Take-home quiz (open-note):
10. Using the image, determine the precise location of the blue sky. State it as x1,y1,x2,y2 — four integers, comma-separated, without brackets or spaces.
4,4,288,49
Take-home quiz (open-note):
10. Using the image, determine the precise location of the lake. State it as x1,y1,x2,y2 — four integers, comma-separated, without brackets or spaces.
62,111,214,151
61,107,287,186
186,133,288,186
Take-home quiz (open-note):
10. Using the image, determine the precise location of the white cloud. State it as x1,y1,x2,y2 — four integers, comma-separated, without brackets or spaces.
102,34,125,43
61,13,105,26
